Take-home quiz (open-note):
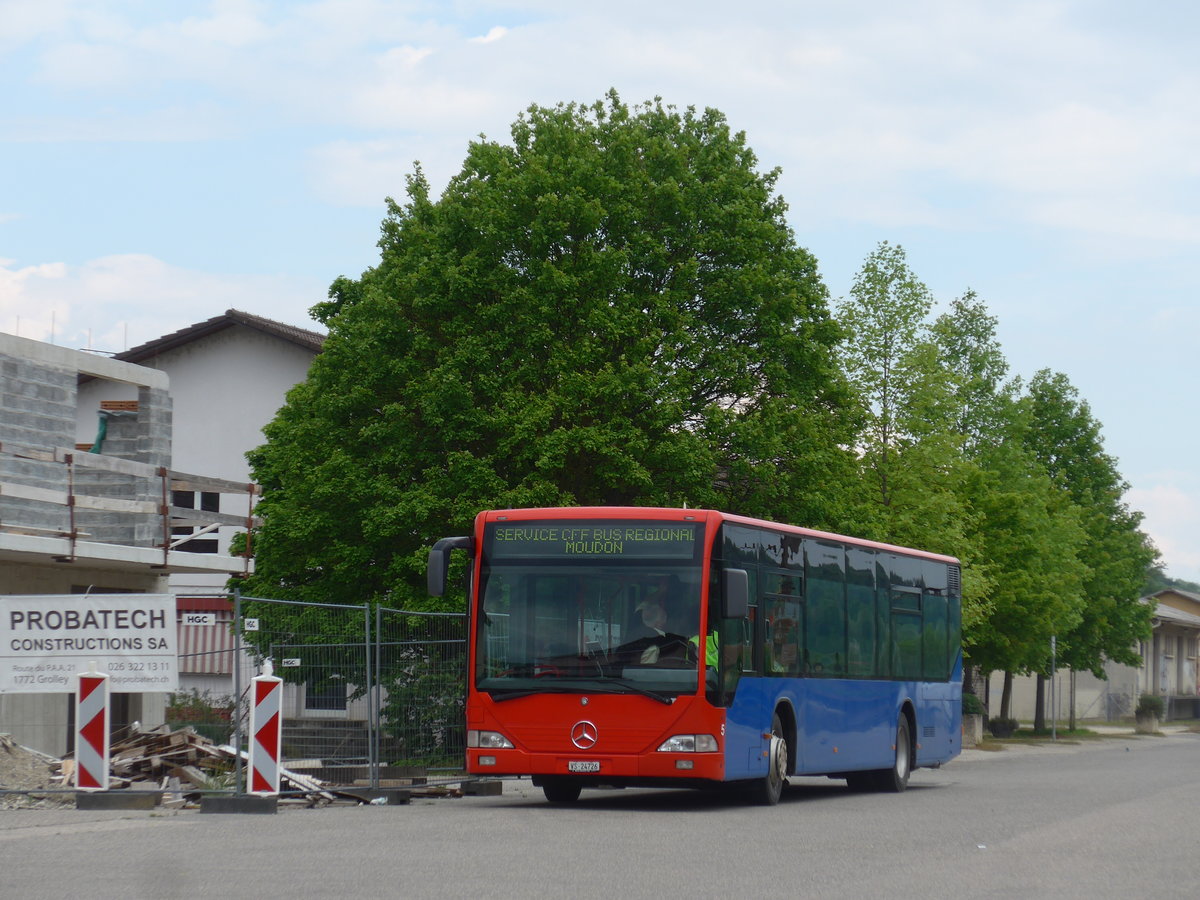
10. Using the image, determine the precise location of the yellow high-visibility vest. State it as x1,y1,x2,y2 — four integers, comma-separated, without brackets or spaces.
690,633,719,668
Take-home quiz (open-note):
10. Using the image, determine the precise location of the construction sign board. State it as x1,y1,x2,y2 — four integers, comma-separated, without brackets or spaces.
1,594,178,693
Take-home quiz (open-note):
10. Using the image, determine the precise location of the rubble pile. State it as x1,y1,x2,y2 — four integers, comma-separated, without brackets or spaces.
66,723,239,793
2,725,336,807
0,733,69,809
73,723,336,802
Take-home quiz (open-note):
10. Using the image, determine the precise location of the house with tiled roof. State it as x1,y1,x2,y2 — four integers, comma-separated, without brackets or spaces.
75,309,326,696
77,309,324,576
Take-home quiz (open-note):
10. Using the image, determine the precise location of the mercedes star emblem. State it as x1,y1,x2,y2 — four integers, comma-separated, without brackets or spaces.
571,720,598,750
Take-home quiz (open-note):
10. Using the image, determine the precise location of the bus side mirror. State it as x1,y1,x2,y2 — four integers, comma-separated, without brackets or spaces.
427,536,473,596
721,568,749,619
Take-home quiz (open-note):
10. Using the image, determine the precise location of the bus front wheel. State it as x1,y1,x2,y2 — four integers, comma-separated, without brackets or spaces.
752,712,788,806
542,778,582,803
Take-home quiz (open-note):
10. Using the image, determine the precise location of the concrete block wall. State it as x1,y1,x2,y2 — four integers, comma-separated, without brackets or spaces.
2,341,173,547
0,348,75,534
75,392,173,547
0,351,77,446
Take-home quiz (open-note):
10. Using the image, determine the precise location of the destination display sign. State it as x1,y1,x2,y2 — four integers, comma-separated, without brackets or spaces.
487,520,699,560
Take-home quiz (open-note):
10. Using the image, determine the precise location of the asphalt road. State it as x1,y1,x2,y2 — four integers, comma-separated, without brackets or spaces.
2,732,1197,899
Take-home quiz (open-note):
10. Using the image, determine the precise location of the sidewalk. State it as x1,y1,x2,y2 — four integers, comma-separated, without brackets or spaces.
1086,722,1194,736
956,722,1195,762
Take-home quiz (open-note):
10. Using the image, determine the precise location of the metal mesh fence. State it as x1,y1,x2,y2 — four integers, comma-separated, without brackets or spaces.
235,595,374,789
374,608,467,779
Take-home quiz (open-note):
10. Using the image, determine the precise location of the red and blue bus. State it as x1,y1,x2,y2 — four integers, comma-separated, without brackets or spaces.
428,507,962,804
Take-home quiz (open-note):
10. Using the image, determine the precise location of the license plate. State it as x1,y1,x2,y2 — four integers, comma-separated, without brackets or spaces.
568,761,600,773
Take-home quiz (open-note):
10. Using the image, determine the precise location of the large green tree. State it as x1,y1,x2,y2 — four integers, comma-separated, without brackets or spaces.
244,92,858,611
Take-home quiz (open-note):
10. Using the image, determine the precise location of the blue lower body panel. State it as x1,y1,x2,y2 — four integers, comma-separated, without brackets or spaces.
722,669,962,782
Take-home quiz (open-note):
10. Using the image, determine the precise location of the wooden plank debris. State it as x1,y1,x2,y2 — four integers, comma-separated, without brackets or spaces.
56,724,336,801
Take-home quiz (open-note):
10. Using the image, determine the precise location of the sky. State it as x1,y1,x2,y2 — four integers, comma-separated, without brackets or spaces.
2,0,1197,583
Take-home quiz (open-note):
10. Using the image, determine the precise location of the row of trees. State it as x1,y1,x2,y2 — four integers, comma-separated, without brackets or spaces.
837,246,1155,721
240,92,1157,712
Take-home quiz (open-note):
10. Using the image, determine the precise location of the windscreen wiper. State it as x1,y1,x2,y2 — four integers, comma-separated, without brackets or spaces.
488,681,674,705
588,680,675,705
489,684,585,703
489,689,541,703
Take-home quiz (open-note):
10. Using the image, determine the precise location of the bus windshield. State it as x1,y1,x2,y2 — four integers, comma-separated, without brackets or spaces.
476,561,704,696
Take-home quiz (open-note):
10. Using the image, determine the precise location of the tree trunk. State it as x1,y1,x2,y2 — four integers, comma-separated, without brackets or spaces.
1001,671,1013,719
1034,673,1046,731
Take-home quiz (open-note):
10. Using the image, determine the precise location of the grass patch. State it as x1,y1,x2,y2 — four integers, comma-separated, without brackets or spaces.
985,727,1102,746
971,740,1005,752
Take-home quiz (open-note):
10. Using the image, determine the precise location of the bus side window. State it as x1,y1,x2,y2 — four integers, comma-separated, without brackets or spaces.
846,547,876,677
890,588,922,679
761,571,800,676
805,540,846,677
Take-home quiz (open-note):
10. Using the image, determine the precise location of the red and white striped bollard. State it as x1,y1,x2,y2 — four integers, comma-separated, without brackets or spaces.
248,659,283,795
75,663,110,791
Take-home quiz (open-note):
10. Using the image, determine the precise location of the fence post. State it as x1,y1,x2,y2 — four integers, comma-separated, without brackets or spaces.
365,603,376,790
234,589,244,794
369,607,379,787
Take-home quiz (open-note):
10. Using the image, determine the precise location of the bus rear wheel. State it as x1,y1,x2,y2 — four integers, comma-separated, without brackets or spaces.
846,715,912,793
542,778,582,803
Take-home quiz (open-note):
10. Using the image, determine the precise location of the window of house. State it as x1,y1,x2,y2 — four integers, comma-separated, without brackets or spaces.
171,490,220,554
305,676,348,711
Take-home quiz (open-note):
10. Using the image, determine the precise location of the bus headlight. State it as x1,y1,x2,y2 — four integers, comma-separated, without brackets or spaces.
468,730,514,749
656,734,718,753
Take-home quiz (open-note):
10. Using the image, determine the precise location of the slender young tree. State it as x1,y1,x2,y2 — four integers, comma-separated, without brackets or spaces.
931,291,1018,454
1020,371,1158,702
930,292,1083,709
836,242,967,556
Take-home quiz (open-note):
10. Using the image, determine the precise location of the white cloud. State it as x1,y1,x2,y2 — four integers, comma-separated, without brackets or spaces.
4,0,1198,583
1128,479,1200,585
378,44,434,72
307,136,473,206
174,0,272,48
0,0,77,47
0,255,323,352
0,103,235,142
35,40,136,88
471,26,508,44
